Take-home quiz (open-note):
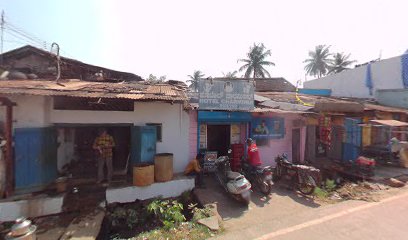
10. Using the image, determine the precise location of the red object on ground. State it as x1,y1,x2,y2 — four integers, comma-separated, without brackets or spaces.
248,143,262,166
356,156,376,166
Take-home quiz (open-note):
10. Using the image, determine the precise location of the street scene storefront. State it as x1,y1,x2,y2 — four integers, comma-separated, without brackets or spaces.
194,78,309,170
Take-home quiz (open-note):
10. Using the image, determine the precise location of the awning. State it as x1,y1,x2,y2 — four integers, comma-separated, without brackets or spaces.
198,111,252,122
369,120,408,127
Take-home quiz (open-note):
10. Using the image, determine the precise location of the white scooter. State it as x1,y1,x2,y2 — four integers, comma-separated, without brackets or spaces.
214,149,252,205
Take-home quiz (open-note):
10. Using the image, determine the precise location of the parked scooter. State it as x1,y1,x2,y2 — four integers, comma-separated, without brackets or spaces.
240,158,273,195
214,150,252,205
273,153,321,195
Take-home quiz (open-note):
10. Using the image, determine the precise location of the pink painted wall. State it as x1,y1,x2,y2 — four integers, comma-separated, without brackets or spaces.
251,112,306,167
188,110,198,160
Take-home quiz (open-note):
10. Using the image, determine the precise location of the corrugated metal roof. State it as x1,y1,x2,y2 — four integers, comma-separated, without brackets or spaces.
254,94,271,102
369,120,408,127
364,103,408,114
0,80,187,101
259,100,313,112
252,107,310,114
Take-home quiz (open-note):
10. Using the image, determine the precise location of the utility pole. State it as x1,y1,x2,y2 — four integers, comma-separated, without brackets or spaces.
1,10,4,66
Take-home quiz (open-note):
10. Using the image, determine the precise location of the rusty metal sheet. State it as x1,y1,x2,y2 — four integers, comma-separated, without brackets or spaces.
364,103,408,114
0,80,187,101
369,120,408,127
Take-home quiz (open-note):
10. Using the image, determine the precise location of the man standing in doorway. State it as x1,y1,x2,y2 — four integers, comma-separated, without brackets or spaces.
93,128,115,184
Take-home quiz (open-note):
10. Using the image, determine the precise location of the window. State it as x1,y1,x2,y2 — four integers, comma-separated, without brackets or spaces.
147,123,162,142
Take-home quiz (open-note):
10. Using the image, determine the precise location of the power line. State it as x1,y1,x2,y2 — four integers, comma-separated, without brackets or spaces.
4,27,45,48
4,22,46,47
1,11,77,59
3,28,45,49
3,15,46,45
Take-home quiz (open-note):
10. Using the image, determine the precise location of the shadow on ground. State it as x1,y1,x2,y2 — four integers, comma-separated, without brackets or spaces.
194,175,320,221
271,182,321,208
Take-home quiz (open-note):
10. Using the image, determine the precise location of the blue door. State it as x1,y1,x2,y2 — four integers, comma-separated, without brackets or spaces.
14,127,58,191
343,118,362,161
131,126,157,165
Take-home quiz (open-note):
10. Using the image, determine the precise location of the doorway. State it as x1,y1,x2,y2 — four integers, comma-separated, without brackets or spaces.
207,125,231,156
292,128,301,163
58,125,131,179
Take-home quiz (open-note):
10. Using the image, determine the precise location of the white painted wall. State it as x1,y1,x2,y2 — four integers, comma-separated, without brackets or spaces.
57,128,76,172
0,95,52,128
106,177,195,204
0,195,64,221
304,56,405,98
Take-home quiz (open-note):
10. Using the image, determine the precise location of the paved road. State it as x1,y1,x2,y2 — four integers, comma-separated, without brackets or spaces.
258,190,408,240
196,176,408,240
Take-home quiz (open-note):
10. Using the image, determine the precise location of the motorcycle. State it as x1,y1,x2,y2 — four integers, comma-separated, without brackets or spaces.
273,153,321,195
240,158,273,195
214,150,252,205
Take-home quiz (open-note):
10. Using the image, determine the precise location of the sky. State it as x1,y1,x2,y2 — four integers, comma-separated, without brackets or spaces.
1,0,408,85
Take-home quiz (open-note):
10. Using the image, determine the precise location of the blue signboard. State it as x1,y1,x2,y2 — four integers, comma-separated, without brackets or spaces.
199,79,254,111
251,117,285,139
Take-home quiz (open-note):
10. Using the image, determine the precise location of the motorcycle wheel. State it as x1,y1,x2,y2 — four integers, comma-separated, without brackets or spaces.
298,176,317,195
259,181,272,195
241,194,250,205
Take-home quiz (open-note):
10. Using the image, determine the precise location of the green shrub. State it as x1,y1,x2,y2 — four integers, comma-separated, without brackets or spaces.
110,207,142,229
147,199,186,230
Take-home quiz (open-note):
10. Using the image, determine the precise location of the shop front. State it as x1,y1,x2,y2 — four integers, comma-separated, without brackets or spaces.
197,111,251,167
250,111,307,167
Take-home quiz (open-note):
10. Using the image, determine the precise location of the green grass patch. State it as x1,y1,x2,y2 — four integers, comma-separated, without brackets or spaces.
313,187,329,198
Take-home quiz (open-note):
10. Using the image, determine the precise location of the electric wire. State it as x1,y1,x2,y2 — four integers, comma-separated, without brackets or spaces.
2,15,76,59
3,28,45,49
4,23,46,48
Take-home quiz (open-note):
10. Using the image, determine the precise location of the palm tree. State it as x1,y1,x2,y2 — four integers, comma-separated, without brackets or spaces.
187,70,205,92
222,71,238,78
238,43,275,79
328,53,356,74
304,45,332,78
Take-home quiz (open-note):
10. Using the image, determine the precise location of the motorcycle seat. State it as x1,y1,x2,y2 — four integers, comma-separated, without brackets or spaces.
227,171,242,179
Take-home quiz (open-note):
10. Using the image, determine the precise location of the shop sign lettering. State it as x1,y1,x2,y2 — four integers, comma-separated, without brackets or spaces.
199,79,254,111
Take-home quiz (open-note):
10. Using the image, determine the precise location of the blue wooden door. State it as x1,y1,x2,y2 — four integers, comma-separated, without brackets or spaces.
14,127,58,191
131,126,157,165
343,118,362,161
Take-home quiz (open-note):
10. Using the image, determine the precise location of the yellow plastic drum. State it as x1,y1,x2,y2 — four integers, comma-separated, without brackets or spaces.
154,153,173,182
133,164,154,186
